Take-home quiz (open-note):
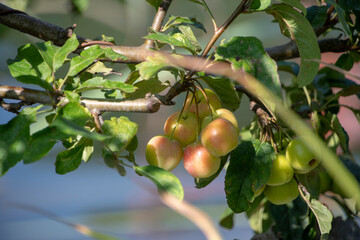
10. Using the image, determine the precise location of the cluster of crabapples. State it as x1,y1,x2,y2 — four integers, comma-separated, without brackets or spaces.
145,88,322,206
261,138,320,205
145,89,239,178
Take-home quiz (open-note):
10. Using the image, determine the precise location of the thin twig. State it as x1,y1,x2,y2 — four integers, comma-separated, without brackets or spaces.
144,0,173,48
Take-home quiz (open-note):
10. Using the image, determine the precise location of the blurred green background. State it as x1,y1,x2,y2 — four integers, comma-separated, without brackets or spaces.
0,0,359,239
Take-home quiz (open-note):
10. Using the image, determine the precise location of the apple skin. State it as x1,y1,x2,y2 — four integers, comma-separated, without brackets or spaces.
146,135,183,171
201,118,239,157
267,154,294,186
185,89,222,120
286,138,319,174
201,108,239,130
319,171,332,193
264,178,299,205
183,143,221,178
164,111,198,147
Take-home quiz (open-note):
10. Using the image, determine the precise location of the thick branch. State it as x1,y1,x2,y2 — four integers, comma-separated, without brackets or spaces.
266,37,357,61
0,86,160,113
0,4,87,46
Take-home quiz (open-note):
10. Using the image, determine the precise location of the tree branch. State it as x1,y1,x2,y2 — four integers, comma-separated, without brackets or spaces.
1,3,357,65
144,0,173,48
0,85,160,113
265,37,357,61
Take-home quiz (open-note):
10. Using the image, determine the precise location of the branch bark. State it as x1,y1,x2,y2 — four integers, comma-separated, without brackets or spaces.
0,86,160,113
0,3,357,64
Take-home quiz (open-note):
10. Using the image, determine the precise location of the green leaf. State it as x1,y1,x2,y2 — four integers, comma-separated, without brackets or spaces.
216,36,282,97
124,78,167,100
268,4,321,87
135,55,180,80
246,197,273,234
178,25,202,53
249,0,271,11
76,77,136,93
338,0,360,11
269,197,309,240
325,0,352,39
134,165,184,200
145,29,200,54
225,140,274,213
36,34,79,73
22,127,61,164
277,0,307,15
56,92,91,127
199,75,241,111
195,154,229,189
277,61,300,75
306,6,328,30
102,116,138,153
86,61,113,75
163,16,206,32
336,53,355,71
219,208,235,229
303,195,333,237
331,114,350,153
68,45,127,77
0,106,41,176
146,0,162,10
51,117,109,141
55,137,93,174
7,44,52,90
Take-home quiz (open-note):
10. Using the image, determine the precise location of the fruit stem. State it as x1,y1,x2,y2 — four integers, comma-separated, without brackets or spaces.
170,91,190,140
190,87,202,137
194,82,215,119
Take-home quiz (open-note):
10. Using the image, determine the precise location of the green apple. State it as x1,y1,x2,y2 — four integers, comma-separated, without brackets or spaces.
319,171,332,193
183,143,221,178
201,118,239,157
286,138,320,174
146,135,183,171
201,108,239,130
185,88,222,120
164,111,198,147
264,178,299,205
267,154,294,186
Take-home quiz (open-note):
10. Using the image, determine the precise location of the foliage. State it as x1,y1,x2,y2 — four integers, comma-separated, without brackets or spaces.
1,0,360,239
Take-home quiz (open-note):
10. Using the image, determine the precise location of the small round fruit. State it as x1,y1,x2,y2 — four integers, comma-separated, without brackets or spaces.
164,111,197,147
146,135,183,171
267,154,294,186
185,89,221,120
201,118,239,157
286,138,319,174
319,171,332,193
201,108,239,130
264,178,299,205
183,143,221,178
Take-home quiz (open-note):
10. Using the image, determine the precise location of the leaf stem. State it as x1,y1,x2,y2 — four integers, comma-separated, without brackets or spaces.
201,0,217,31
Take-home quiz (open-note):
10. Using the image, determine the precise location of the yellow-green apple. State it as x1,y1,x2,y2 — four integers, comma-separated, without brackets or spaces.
286,138,319,174
264,178,299,205
267,154,294,186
